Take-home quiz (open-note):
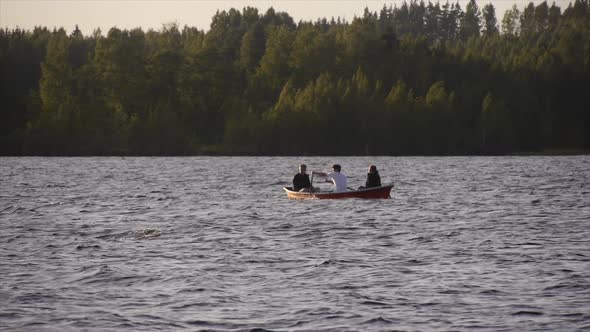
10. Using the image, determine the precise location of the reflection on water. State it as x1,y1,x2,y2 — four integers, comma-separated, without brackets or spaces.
1,156,589,331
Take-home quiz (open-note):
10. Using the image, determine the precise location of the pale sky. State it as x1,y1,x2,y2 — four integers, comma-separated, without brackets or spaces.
0,0,574,35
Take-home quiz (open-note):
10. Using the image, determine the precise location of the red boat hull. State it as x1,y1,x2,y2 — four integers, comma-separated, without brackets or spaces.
283,184,393,200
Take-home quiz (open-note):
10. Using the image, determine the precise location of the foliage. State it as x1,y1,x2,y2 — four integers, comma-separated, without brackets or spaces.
1,1,589,155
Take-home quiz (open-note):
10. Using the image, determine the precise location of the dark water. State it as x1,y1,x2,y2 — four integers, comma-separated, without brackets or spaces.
1,156,589,331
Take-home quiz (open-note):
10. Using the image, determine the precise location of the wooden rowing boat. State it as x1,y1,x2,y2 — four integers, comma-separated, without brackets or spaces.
283,184,393,200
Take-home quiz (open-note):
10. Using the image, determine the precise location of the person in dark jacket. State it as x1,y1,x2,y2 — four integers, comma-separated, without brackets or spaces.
365,165,381,188
292,164,311,191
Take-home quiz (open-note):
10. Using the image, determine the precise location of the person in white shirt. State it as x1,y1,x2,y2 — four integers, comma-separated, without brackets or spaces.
313,164,347,193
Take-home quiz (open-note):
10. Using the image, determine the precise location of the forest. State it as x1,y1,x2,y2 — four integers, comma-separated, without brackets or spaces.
1,0,589,155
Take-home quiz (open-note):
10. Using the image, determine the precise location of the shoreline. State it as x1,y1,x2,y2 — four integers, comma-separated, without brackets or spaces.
1,150,589,158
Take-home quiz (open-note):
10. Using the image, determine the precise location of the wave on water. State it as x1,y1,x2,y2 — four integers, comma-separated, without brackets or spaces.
1,156,589,331
96,229,161,241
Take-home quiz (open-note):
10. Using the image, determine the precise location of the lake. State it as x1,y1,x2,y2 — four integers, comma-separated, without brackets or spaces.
1,156,589,331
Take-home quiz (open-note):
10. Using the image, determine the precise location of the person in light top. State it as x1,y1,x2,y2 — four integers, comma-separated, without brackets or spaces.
313,164,347,193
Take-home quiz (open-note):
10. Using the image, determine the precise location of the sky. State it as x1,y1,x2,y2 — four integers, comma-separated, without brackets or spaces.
0,0,575,34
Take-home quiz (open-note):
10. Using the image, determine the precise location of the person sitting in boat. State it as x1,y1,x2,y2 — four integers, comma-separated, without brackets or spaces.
357,165,382,190
365,165,381,188
365,165,382,188
313,164,347,193
292,163,312,192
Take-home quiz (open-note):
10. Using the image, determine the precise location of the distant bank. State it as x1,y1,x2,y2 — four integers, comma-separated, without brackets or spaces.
2,1,589,156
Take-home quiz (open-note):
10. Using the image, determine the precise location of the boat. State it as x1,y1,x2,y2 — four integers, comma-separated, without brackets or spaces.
283,184,393,200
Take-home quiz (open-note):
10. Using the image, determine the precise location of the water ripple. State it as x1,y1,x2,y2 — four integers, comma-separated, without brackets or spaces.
1,156,589,331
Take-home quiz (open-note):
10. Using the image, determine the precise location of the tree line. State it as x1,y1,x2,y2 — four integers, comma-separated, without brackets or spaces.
1,0,589,155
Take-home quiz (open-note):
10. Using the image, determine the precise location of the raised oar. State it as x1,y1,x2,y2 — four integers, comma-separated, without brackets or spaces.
309,171,314,197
